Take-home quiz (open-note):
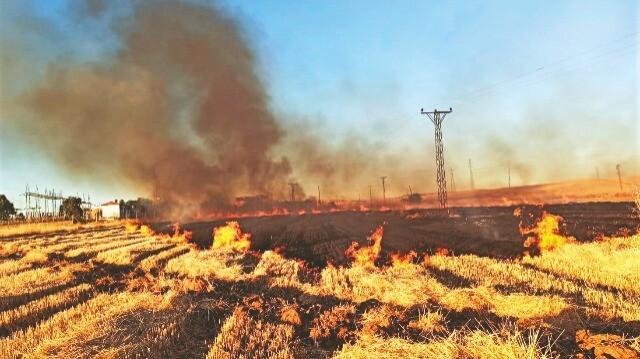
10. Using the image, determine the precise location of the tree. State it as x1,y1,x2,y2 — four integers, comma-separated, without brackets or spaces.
60,197,83,220
0,195,16,220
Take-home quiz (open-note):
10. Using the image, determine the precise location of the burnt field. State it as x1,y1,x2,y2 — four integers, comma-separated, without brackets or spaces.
2,202,639,357
179,201,638,267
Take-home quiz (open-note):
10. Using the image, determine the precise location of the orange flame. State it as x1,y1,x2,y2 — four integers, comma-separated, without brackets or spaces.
390,250,417,268
345,225,384,268
212,221,251,252
125,221,140,233
140,224,156,237
520,211,575,252
125,220,155,236
435,247,450,256
513,207,522,217
171,223,193,244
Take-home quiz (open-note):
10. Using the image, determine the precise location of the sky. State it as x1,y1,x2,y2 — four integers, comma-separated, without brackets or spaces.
1,0,638,210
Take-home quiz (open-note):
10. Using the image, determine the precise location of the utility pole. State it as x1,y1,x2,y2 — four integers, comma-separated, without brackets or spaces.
449,168,456,192
288,182,297,202
616,164,622,190
380,176,387,205
508,161,511,188
421,107,452,209
317,186,321,206
468,159,475,191
369,185,373,206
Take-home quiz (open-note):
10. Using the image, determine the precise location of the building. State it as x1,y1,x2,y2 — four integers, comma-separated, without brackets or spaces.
101,201,121,219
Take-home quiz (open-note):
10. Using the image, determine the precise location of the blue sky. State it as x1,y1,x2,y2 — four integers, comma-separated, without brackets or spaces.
1,0,637,208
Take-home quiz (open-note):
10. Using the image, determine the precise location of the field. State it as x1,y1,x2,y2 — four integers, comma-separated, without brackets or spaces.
0,202,639,358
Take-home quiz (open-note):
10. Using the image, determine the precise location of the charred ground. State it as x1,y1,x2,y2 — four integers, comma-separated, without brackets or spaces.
178,201,637,267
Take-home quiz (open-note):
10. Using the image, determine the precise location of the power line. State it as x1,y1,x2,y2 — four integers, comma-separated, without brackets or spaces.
455,42,638,109
382,31,638,143
434,31,639,108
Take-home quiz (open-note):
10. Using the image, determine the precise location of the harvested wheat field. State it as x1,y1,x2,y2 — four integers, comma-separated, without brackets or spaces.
3,0,638,357
1,205,638,359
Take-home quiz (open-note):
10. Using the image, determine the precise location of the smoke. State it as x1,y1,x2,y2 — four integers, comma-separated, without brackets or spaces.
9,1,296,217
4,0,427,216
5,1,634,217
279,119,405,197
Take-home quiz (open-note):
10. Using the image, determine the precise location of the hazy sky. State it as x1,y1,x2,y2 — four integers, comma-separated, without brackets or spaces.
1,0,637,209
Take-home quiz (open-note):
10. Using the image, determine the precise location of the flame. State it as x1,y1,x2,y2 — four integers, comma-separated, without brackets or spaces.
125,221,140,233
140,224,156,236
170,223,193,244
513,207,522,217
520,211,575,252
435,247,450,256
212,221,251,252
125,220,155,236
345,225,384,268
196,199,426,221
390,250,417,268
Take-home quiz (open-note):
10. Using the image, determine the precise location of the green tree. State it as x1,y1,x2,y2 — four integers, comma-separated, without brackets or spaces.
60,197,83,220
0,195,16,220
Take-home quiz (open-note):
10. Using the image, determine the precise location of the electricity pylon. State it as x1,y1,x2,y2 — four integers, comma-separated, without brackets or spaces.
421,107,452,209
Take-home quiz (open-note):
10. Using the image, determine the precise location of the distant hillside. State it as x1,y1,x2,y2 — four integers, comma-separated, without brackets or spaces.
417,177,640,208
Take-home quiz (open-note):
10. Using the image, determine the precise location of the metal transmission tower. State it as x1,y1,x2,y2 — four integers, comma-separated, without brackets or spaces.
468,159,475,191
421,107,452,209
288,182,297,202
449,168,456,192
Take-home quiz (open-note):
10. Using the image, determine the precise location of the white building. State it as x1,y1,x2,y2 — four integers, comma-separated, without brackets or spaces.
101,201,121,219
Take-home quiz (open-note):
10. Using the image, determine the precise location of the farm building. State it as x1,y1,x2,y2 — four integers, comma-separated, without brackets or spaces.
101,201,121,219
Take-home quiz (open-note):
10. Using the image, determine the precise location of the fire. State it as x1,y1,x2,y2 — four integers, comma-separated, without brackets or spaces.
435,247,450,256
125,221,139,233
171,223,193,244
390,250,417,268
212,221,251,252
345,225,384,268
520,211,575,252
140,224,156,236
124,221,155,236
513,207,522,217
